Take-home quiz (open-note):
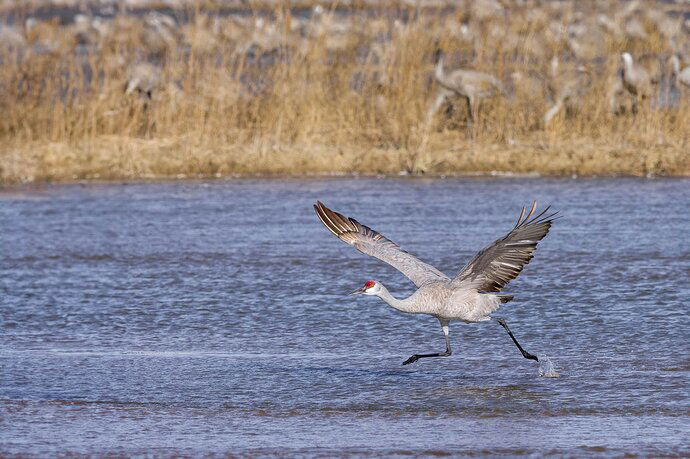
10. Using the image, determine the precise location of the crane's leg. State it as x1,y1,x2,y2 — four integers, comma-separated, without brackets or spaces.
402,319,452,365
465,96,474,124
544,99,563,125
493,317,538,361
466,96,477,139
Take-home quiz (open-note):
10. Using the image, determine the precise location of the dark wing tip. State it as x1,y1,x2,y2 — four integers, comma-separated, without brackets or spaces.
314,200,342,238
535,208,561,226
515,202,562,228
513,205,527,229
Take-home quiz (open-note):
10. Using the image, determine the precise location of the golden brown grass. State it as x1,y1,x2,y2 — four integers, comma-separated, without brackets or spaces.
1,1,689,184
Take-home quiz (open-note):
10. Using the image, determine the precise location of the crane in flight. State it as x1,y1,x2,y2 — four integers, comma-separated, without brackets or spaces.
314,201,558,366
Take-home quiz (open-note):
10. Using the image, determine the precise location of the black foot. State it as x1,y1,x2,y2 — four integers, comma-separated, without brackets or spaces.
402,355,420,365
402,351,451,365
523,352,539,362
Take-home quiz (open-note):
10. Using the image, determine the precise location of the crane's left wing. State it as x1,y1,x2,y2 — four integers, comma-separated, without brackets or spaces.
452,202,559,292
314,201,449,288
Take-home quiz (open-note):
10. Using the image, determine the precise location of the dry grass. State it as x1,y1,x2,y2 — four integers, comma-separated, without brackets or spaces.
1,1,689,184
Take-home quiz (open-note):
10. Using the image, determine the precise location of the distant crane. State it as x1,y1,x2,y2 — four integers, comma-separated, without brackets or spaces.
670,55,690,92
125,62,161,100
620,52,653,111
427,54,505,131
544,59,592,125
314,201,558,366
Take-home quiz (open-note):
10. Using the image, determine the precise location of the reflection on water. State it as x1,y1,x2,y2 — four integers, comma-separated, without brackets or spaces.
1,178,689,456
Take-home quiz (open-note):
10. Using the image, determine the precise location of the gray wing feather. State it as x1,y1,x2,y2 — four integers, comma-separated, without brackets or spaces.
452,201,559,292
314,201,448,287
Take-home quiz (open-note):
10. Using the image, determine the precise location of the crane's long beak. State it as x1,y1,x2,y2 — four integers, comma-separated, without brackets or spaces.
350,286,366,295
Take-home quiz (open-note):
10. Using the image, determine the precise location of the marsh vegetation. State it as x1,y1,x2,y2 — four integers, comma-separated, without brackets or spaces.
0,0,689,183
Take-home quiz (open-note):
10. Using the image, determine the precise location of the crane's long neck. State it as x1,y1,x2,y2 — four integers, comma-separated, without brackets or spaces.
435,56,445,81
622,54,634,76
376,285,418,314
435,56,454,89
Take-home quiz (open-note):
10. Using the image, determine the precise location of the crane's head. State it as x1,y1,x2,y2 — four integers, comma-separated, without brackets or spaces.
621,52,633,66
350,280,381,296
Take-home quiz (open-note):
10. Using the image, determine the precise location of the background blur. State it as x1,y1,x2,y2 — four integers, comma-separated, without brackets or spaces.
0,0,689,183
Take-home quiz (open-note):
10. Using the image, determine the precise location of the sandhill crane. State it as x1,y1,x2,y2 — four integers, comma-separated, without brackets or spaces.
670,55,690,92
314,201,558,366
624,17,648,41
620,52,653,111
0,25,27,54
125,62,161,100
143,13,179,58
637,54,662,86
544,62,592,125
608,70,629,115
427,54,505,130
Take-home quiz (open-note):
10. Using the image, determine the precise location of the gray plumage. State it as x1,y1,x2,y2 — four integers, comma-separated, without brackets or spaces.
314,200,558,365
314,201,448,287
544,60,592,125
621,52,653,99
670,55,690,91
427,55,505,128
125,62,161,99
452,202,557,293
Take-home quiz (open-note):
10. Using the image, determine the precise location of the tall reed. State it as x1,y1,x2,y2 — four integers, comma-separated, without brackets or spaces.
0,1,688,183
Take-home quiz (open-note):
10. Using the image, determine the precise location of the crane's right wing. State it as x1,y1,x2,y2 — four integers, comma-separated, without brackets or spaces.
451,202,559,292
314,201,449,288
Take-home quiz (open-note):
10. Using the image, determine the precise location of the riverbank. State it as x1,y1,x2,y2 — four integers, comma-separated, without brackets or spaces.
1,1,688,183
2,135,688,184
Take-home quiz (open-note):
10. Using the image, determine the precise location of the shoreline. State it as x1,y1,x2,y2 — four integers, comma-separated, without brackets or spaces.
2,153,688,189
2,174,688,194
2,136,688,185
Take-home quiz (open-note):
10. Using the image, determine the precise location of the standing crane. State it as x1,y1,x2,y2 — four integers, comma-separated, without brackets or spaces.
125,62,162,100
670,55,690,93
427,54,505,131
620,52,653,111
314,201,558,366
543,59,592,125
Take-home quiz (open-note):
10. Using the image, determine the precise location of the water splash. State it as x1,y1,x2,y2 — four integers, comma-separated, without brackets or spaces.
538,354,560,378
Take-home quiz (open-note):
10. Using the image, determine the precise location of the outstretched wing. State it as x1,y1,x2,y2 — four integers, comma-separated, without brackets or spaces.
314,201,449,287
452,202,559,292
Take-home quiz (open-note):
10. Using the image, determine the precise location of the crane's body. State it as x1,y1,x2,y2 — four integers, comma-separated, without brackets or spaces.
372,280,508,323
314,200,558,366
427,55,505,130
544,58,592,125
621,52,652,98
670,55,690,90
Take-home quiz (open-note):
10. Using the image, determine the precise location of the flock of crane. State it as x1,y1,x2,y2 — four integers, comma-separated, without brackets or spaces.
2,0,689,131
430,50,690,130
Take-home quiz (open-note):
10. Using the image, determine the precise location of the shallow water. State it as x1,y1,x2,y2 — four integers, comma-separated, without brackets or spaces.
1,177,689,456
